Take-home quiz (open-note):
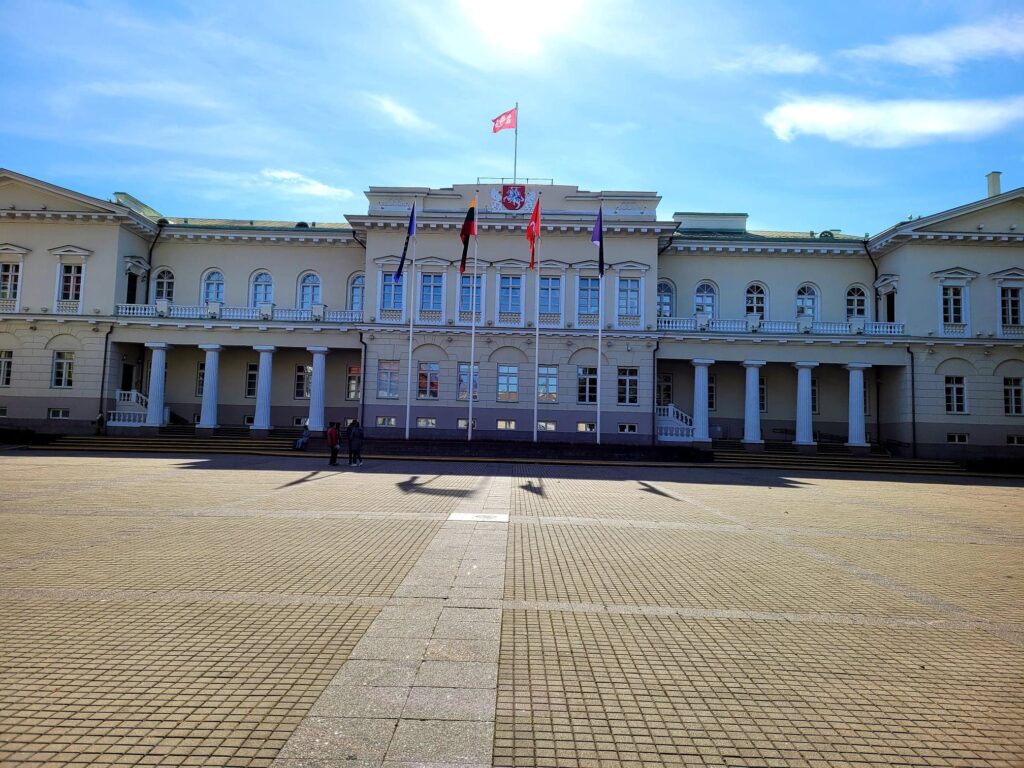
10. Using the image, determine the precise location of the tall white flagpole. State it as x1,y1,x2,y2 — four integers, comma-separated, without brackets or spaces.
403,225,417,440
513,101,519,185
467,195,479,441
596,272,603,445
532,237,541,443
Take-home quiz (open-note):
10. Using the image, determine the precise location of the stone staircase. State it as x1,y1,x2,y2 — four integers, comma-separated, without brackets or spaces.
710,439,964,475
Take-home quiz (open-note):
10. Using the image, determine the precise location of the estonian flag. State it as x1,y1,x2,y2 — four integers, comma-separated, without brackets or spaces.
394,204,417,281
591,206,604,276
459,196,477,274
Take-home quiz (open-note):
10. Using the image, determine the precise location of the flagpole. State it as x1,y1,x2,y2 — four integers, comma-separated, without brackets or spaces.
403,225,417,440
596,272,603,445
512,101,519,184
532,232,541,443
467,193,479,441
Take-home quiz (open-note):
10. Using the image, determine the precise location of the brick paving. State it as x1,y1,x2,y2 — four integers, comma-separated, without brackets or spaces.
0,453,1022,766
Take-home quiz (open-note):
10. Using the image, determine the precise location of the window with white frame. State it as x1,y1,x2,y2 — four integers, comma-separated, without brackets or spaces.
195,361,205,397
745,284,766,316
48,408,70,420
945,376,966,413
420,274,443,312
617,367,638,405
1001,287,1021,327
946,432,968,444
350,275,365,312
244,362,258,398
497,365,519,402
60,264,82,302
759,376,767,413
346,365,361,400
538,365,558,402
203,271,225,304
578,277,600,315
377,360,400,399
0,406,6,417
694,282,716,316
251,271,274,305
497,419,517,430
1007,435,1024,445
796,284,817,318
153,269,174,302
538,420,556,431
381,273,403,311
707,374,716,411
1005,377,1023,415
0,350,11,386
656,373,672,406
417,362,440,399
460,274,482,314
294,364,312,399
416,416,436,428
846,286,867,318
457,363,479,400
942,285,963,324
576,421,596,432
539,276,561,314
810,377,819,414
656,281,674,318
52,351,74,388
376,415,397,427
618,423,637,433
298,273,321,309
578,366,597,404
0,263,21,300
617,278,640,317
457,417,478,429
499,274,522,313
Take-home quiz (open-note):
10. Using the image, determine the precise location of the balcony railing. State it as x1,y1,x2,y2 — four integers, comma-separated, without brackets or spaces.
0,298,19,313
497,310,522,327
107,410,147,425
942,322,968,336
708,318,745,332
864,321,905,335
325,309,362,323
759,320,799,333
539,312,562,328
272,308,312,322
617,314,642,329
1002,324,1024,337
56,300,80,314
658,316,906,336
576,312,599,329
417,309,443,325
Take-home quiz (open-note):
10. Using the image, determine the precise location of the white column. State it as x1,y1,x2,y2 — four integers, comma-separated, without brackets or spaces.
144,342,169,427
198,344,222,429
691,358,714,442
252,345,275,431
845,363,871,447
742,360,766,444
793,362,818,446
306,346,328,433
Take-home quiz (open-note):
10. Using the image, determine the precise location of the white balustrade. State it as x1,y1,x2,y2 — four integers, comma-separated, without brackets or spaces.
167,305,206,319
273,308,312,321
864,321,905,335
656,424,695,441
617,314,642,329
1002,324,1024,337
576,313,600,329
417,309,443,325
811,321,852,335
0,298,19,313
107,411,147,425
325,309,362,323
708,318,746,332
658,317,698,331
655,403,693,426
116,304,157,317
497,311,522,327
379,309,403,323
56,300,80,314
538,312,562,327
457,310,482,325
115,389,148,409
760,320,799,333
221,306,260,320
943,322,968,336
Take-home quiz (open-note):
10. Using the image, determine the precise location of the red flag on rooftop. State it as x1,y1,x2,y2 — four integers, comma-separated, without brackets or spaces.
526,199,541,269
492,107,517,133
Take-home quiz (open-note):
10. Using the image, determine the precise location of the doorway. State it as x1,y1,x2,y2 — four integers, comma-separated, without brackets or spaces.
120,363,136,392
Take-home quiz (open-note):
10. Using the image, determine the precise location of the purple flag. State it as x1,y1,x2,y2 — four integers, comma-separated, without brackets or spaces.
394,205,417,281
591,207,604,276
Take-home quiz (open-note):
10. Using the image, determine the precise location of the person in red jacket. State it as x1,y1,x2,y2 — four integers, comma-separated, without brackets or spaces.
326,422,340,466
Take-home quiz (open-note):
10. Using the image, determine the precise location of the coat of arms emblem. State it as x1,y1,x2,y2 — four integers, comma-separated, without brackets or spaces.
501,184,526,211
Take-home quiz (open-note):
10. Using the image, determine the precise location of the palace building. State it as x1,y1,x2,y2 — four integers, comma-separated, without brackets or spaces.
0,168,1021,459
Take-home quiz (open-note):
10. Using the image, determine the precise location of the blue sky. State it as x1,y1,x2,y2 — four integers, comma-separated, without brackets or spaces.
1,0,1022,234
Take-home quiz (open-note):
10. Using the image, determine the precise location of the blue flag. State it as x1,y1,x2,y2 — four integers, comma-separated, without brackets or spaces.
591,207,604,276
394,205,417,281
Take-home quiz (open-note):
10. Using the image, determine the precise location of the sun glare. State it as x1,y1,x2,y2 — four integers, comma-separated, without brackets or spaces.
457,0,584,56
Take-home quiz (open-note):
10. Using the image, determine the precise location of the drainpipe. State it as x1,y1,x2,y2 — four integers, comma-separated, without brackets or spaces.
906,346,917,458
861,240,880,320
650,339,660,446
359,331,368,426
97,324,114,425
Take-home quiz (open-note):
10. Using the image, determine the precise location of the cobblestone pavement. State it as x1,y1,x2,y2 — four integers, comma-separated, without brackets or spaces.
0,453,1022,767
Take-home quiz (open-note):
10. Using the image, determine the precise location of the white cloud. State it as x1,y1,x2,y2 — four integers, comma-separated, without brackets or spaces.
364,93,441,135
258,169,354,200
175,168,353,201
764,95,1024,148
843,15,1024,74
715,45,821,74
53,80,226,113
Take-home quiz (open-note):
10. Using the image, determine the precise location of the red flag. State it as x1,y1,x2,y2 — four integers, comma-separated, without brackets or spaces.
526,199,541,269
492,107,517,133
459,196,477,274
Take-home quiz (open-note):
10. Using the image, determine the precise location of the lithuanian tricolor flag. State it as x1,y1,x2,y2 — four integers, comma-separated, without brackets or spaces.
459,196,477,274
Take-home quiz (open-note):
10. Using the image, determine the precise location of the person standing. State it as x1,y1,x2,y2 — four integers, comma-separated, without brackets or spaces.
326,422,340,466
348,419,364,466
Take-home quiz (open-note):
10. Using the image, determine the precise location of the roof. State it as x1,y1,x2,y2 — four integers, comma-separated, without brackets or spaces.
157,217,352,232
674,228,863,243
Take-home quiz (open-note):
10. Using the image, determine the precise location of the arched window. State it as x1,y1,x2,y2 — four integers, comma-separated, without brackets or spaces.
846,285,867,318
656,281,674,317
202,271,224,304
694,281,717,316
298,273,321,309
153,269,174,303
251,271,273,306
350,274,365,312
796,284,818,318
745,283,766,317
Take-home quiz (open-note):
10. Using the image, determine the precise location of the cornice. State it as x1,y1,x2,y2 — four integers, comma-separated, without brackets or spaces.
670,242,863,257
161,229,356,246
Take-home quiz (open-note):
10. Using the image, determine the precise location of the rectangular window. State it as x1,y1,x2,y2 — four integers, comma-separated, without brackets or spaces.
51,351,74,388
537,420,556,432
617,367,639,405
459,275,482,313
457,417,477,429
417,362,440,399
810,377,819,415
0,406,7,417
538,365,558,402
293,416,308,427
0,349,11,386
48,407,70,420
1007,435,1024,445
656,373,672,407
245,362,258,398
1004,377,1023,415
376,415,397,427
863,380,870,416
346,365,362,400
0,263,20,300
499,275,522,313
946,432,968,444
457,363,479,401
707,374,716,412
539,276,561,314
497,365,519,402
420,274,443,312
195,361,205,398
1002,287,1022,326
577,366,597,404
578,277,600,315
416,416,436,428
377,360,400,399
618,423,637,433
942,285,963,324
60,264,82,301
243,414,255,425
617,278,640,316
576,421,596,432
497,419,517,430
945,375,966,413
381,273,403,310
294,364,312,399
759,376,767,413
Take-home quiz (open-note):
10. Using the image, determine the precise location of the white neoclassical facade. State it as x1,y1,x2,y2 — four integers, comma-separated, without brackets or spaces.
0,168,1022,459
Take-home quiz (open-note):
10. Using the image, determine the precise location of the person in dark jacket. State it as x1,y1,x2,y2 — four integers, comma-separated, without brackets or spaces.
348,420,364,466
326,422,340,466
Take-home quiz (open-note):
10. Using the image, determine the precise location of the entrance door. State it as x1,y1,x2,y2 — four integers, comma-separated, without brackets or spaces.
885,292,896,323
126,273,139,304
120,363,135,392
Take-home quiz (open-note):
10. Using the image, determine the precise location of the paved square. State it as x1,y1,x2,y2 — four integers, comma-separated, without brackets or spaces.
0,453,1022,767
